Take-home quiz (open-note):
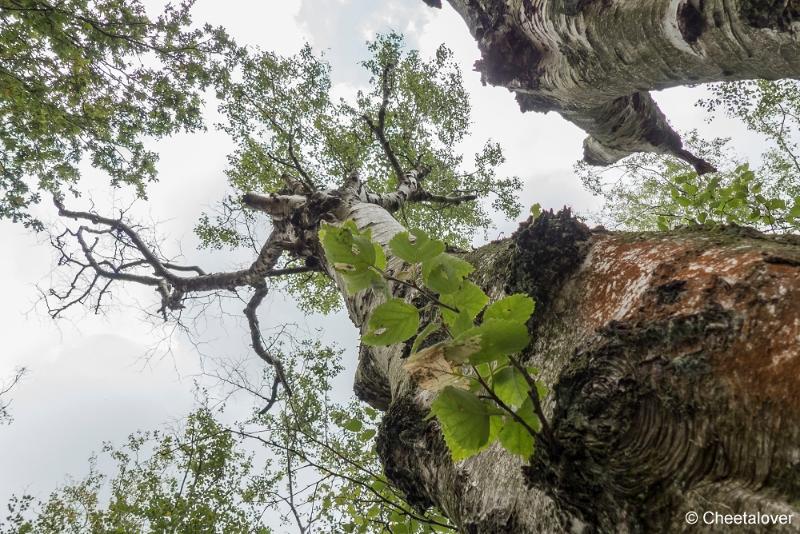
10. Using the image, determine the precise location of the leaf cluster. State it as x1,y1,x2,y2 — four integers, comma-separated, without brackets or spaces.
1,408,269,533
578,130,800,232
2,340,454,534
580,80,800,233
320,222,547,461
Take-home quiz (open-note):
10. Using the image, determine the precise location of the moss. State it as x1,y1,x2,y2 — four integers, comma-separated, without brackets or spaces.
653,279,688,305
507,208,593,329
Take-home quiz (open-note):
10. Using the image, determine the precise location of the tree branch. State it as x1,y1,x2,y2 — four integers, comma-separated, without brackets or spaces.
363,60,406,183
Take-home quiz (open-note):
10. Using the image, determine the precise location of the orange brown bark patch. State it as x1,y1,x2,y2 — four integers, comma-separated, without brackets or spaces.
575,232,800,412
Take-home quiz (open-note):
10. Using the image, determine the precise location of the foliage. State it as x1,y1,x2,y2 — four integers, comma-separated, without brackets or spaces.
1,408,270,533
197,32,522,312
578,80,800,233
246,339,454,533
1,341,454,534
320,222,549,461
0,0,231,230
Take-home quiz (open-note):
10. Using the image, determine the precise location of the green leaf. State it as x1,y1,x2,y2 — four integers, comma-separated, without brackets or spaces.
459,319,530,364
493,367,529,407
535,381,548,401
430,386,490,461
441,335,483,364
517,397,542,432
450,310,476,337
422,253,474,294
530,202,542,220
488,414,503,443
768,198,787,210
319,222,376,273
483,294,535,324
410,321,440,354
358,429,377,442
440,281,488,327
789,198,800,218
363,299,420,346
342,269,385,295
498,418,535,458
373,242,387,271
389,229,445,263
342,418,363,432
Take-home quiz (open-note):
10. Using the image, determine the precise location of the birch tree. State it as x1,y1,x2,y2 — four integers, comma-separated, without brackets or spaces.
3,1,800,532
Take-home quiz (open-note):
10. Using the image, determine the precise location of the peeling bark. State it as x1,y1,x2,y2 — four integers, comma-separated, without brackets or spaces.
336,204,800,532
430,0,800,172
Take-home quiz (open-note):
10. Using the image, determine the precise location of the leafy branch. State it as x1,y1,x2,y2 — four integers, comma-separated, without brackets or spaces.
319,221,553,461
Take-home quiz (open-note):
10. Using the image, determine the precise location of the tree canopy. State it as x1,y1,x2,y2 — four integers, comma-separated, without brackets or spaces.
0,0,231,230
579,80,800,232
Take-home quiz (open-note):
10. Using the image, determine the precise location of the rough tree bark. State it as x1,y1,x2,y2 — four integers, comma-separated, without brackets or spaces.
329,198,800,533
52,168,800,532
424,0,800,173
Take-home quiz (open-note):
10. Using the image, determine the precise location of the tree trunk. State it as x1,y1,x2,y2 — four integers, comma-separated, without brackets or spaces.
328,199,800,532
430,0,800,172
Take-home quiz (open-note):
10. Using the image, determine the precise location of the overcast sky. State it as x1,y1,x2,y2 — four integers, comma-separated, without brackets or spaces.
0,0,770,512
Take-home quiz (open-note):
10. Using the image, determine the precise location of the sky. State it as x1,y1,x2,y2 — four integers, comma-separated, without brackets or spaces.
0,0,771,516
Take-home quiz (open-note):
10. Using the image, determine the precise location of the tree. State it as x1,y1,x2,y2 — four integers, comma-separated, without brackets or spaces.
2,408,271,534
0,0,229,230
4,2,800,533
425,0,800,175
2,341,454,534
0,368,26,426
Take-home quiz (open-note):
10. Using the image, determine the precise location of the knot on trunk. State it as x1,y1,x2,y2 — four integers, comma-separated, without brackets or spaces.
469,0,543,88
525,306,738,529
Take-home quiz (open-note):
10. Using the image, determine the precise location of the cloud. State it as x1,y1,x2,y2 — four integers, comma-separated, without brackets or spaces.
297,0,434,85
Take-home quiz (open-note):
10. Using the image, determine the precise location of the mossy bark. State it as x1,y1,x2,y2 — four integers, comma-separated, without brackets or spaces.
333,203,800,532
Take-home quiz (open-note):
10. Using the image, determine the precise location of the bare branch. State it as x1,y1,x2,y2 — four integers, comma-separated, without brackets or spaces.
412,191,478,205
0,368,27,424
50,195,301,317
241,192,307,220
244,284,292,414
